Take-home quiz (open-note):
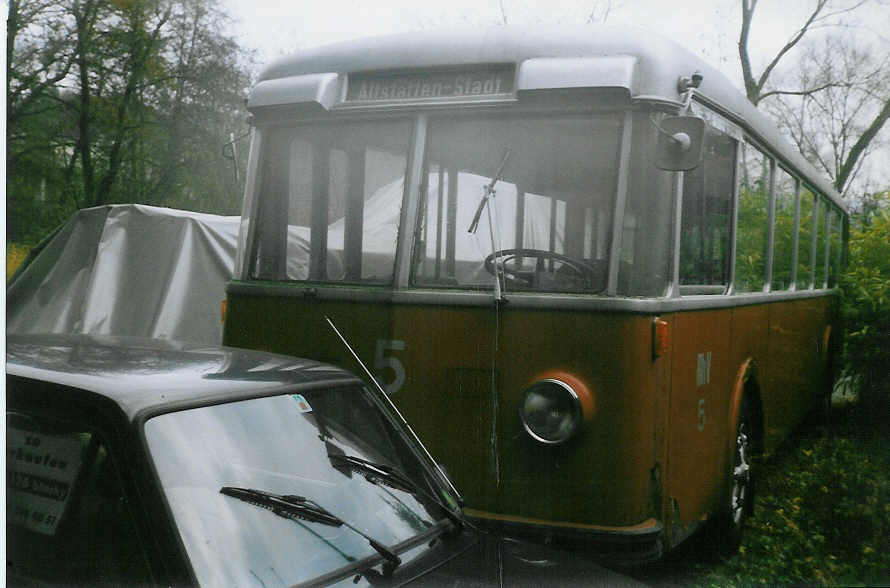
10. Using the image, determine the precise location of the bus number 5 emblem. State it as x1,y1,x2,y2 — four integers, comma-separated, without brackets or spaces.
375,339,406,394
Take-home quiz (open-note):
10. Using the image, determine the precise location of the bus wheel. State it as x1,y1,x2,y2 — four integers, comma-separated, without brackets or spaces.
716,395,755,556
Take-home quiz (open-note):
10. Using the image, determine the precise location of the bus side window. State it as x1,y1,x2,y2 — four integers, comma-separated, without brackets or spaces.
678,125,736,292
252,131,293,280
771,168,797,291
828,207,841,288
735,142,771,293
796,186,816,289
618,112,674,296
814,196,828,288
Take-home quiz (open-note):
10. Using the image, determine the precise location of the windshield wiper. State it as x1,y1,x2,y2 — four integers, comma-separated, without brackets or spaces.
467,148,512,301
467,148,511,235
220,486,401,568
326,454,466,530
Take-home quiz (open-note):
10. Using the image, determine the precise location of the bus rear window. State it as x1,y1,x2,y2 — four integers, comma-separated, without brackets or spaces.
250,120,412,284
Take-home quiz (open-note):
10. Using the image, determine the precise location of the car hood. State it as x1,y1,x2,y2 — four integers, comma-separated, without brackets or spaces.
395,530,643,587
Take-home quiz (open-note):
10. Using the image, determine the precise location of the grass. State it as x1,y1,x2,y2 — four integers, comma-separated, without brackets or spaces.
7,243,30,280
629,392,890,587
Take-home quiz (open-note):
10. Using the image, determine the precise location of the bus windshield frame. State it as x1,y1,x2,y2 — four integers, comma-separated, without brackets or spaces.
243,107,675,298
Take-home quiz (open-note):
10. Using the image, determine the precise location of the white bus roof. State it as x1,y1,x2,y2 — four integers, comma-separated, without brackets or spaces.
251,25,844,209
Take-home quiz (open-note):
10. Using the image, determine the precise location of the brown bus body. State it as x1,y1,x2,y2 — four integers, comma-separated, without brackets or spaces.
224,25,844,561
223,291,835,554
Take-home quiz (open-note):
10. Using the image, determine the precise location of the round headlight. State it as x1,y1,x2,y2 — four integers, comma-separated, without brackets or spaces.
519,379,583,444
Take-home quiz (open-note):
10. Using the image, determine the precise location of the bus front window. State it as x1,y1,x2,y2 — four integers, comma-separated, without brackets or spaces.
250,120,412,284
412,116,622,293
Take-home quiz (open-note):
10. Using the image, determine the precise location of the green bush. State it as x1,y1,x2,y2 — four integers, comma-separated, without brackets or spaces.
840,192,890,410
688,408,890,586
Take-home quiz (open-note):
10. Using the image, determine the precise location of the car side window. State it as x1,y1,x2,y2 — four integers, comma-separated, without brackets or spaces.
6,411,153,585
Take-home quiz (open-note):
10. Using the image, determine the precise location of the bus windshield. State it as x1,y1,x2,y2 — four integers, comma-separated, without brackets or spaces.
249,114,627,294
414,115,621,293
250,119,413,283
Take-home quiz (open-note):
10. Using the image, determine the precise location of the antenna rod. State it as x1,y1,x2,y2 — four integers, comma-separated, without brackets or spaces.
325,316,388,397
323,316,463,504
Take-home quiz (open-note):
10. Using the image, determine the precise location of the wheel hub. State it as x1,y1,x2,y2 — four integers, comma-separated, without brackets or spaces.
731,423,750,525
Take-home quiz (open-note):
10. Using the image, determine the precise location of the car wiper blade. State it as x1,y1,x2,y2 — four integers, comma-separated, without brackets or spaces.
328,454,416,493
221,486,340,525
220,486,401,568
327,455,466,529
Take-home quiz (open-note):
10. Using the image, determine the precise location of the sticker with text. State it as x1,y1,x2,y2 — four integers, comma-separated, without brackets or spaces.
292,394,312,413
7,427,84,536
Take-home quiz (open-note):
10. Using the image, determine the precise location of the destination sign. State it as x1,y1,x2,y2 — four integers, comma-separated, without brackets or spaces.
346,66,515,103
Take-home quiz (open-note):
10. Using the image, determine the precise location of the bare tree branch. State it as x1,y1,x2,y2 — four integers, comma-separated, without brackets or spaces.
764,33,890,196
753,0,828,99
738,0,759,103
836,98,890,191
587,0,617,24
737,0,869,106
758,81,847,102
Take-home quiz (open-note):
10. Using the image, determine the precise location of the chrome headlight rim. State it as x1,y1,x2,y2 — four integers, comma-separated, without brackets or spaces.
519,378,584,445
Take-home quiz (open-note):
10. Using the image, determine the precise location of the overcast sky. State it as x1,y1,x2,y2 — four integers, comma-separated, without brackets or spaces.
223,0,885,87
222,0,889,191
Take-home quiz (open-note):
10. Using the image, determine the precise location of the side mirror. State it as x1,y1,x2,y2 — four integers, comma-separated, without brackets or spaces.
655,115,705,171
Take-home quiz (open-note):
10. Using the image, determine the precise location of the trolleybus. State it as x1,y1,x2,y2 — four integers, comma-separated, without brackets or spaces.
222,26,847,561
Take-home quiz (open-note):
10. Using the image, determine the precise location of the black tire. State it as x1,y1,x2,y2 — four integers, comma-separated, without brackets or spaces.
713,394,755,557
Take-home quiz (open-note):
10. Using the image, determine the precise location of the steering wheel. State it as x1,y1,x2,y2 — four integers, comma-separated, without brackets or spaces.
483,249,598,289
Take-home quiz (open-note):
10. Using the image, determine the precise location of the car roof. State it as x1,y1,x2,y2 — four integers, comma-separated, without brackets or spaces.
6,334,363,421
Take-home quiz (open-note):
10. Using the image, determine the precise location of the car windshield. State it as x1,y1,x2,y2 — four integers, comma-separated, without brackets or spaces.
144,386,456,587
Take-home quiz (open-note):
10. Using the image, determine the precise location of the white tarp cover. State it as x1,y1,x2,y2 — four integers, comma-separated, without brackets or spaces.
7,204,239,344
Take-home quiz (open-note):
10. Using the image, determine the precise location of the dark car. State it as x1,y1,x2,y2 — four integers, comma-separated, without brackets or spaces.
6,334,640,587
